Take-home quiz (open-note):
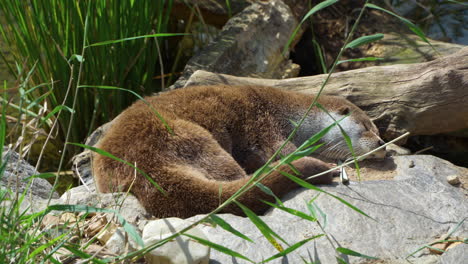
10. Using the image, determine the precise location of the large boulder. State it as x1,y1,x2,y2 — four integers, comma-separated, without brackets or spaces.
171,0,300,88
186,155,467,264
1,147,59,200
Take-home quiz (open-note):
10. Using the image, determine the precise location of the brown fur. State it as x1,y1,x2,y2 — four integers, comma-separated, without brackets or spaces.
93,85,384,218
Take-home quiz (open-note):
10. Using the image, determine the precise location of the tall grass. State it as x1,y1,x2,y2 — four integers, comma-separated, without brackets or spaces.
0,0,177,157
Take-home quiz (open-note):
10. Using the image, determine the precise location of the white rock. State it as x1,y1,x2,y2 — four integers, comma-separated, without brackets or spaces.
142,218,210,264
105,227,136,255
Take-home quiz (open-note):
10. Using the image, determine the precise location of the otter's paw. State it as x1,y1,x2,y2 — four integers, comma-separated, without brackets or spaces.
290,157,338,184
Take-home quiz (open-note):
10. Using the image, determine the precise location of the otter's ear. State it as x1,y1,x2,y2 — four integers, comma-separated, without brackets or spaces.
338,106,350,115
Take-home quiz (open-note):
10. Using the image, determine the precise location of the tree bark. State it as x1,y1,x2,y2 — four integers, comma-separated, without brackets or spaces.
184,47,468,142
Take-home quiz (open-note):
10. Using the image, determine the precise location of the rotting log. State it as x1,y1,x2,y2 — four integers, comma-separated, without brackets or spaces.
184,47,468,142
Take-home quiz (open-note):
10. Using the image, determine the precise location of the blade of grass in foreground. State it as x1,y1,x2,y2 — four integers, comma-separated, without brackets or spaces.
234,201,287,252
260,235,324,263
278,170,373,220
209,215,253,243
337,247,379,260
87,33,187,47
261,200,317,222
69,143,165,195
256,183,284,206
183,233,254,263
63,245,107,264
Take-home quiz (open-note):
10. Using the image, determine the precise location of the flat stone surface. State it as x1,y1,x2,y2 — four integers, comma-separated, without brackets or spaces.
185,155,467,264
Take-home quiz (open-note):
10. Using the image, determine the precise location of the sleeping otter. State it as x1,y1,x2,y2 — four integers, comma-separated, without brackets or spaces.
93,85,385,218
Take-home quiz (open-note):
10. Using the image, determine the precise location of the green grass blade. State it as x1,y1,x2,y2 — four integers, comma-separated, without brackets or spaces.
337,57,383,65
278,170,373,220
345,33,384,49
87,33,187,47
182,233,254,263
209,215,254,243
336,247,379,260
297,110,346,150
234,201,287,252
0,82,6,164
23,173,57,181
336,256,347,264
283,144,323,164
283,0,338,54
365,3,435,51
260,235,324,263
68,142,166,196
27,233,67,261
446,0,468,5
261,200,317,222
42,105,75,123
255,183,284,205
63,245,107,264
306,195,328,228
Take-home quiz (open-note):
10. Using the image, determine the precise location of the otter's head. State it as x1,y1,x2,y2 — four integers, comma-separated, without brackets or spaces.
295,96,386,161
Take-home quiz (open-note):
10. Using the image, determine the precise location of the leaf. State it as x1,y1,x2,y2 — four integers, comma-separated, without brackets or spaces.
183,233,254,263
260,235,324,263
68,142,165,195
279,171,374,220
234,201,287,252
337,247,379,259
68,54,83,63
23,172,56,181
337,57,383,65
262,200,317,222
297,107,347,150
336,256,348,264
345,34,384,49
42,105,75,123
446,0,468,5
283,0,339,54
209,215,253,243
365,4,434,49
282,144,323,164
28,233,67,261
256,183,284,205
87,33,187,47
63,245,107,264
306,196,328,228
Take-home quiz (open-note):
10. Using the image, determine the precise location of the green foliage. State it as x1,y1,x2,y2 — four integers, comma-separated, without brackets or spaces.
183,233,254,263
283,0,339,55
0,0,178,152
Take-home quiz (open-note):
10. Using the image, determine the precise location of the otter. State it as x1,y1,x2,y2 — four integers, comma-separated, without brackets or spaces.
93,85,385,218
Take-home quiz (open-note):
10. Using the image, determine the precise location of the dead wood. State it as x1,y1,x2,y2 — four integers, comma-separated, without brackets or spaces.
184,47,468,142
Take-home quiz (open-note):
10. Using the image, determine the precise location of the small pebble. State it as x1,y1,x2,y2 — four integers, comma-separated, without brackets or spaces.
446,175,460,185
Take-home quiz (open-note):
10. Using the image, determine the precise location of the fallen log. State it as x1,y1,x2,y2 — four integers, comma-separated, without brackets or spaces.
184,47,468,142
